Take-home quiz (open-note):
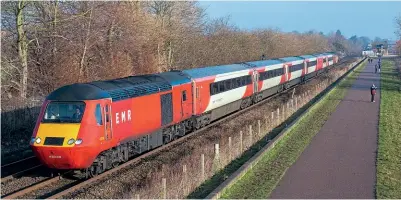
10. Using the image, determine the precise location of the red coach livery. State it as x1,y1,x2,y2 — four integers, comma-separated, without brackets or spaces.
30,52,338,176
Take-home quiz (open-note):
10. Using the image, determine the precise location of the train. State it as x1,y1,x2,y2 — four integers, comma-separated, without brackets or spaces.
30,52,339,177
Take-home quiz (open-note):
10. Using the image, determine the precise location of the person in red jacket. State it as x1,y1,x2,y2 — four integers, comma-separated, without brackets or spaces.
370,84,377,102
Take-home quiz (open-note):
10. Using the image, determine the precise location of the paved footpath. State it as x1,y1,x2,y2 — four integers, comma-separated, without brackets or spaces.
270,60,380,199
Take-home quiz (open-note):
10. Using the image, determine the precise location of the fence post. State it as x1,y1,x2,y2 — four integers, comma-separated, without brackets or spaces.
291,88,296,99
228,137,232,160
271,112,274,128
201,154,205,182
162,178,167,199
282,105,285,121
258,120,261,138
276,108,280,125
249,125,253,146
213,144,220,172
182,165,188,195
286,102,289,116
240,131,243,152
291,99,294,112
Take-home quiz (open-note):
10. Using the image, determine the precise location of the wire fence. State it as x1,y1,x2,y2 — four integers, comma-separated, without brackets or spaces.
1,100,43,155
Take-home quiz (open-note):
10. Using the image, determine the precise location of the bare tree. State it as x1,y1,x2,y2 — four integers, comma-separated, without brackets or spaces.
1,1,364,106
395,15,401,38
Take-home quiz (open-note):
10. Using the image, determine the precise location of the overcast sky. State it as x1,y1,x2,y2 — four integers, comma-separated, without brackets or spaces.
198,1,401,41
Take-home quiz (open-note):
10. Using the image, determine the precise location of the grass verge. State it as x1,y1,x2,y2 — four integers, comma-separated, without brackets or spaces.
376,59,401,199
219,61,367,199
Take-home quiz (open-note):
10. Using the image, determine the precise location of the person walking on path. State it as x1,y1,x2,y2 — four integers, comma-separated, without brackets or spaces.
370,84,377,102
375,64,378,73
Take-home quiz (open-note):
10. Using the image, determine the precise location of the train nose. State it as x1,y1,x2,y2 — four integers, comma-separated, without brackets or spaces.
31,146,92,169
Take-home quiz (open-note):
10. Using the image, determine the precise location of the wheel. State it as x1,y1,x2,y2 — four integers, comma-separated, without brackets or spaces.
194,120,202,130
163,135,171,144
112,161,119,168
86,165,98,178
240,99,248,109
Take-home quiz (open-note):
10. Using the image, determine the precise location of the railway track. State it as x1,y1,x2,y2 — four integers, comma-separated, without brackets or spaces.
1,57,358,199
1,170,77,199
1,156,42,183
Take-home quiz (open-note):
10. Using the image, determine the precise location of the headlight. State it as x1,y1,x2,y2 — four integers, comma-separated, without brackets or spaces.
67,138,75,145
30,137,36,144
35,137,41,144
75,139,83,145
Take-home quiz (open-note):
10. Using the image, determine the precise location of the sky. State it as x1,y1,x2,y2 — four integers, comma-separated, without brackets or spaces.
198,1,401,41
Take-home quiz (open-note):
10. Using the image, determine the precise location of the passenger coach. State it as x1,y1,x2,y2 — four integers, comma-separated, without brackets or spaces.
30,52,338,176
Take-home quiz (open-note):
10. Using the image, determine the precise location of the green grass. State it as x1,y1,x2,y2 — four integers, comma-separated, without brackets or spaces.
376,60,401,199
219,61,368,199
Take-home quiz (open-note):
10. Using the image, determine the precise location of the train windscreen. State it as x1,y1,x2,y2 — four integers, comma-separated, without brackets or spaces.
42,101,86,123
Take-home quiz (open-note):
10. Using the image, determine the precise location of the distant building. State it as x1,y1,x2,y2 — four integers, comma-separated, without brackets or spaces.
362,50,375,57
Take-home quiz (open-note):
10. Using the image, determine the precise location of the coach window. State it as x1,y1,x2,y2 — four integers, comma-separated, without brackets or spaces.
268,70,273,78
239,77,244,86
236,78,241,87
225,80,231,90
182,90,187,101
95,104,103,125
232,78,237,89
218,82,225,93
211,83,218,95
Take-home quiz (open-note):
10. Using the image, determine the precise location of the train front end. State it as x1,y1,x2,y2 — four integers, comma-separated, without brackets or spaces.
30,84,111,170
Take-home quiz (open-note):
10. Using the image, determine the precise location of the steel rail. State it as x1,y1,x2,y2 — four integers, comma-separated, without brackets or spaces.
1,164,43,183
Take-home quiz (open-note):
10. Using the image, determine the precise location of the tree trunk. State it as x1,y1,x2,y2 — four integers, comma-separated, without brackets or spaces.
107,19,115,66
168,40,173,68
52,0,58,57
17,0,28,98
78,3,93,82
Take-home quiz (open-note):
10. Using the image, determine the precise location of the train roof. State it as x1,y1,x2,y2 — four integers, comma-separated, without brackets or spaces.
313,52,332,57
47,51,334,102
46,83,111,101
322,52,334,56
298,55,316,59
157,71,191,85
47,74,172,102
243,59,283,68
182,64,248,78
279,56,304,62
